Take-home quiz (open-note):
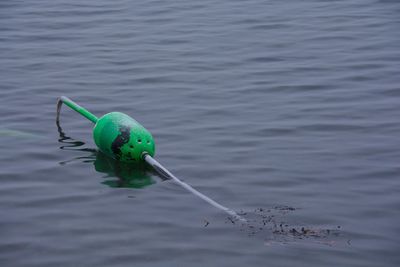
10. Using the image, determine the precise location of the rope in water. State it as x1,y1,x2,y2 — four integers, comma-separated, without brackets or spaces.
143,153,247,223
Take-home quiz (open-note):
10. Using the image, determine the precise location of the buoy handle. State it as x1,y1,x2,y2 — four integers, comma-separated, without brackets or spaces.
57,96,98,124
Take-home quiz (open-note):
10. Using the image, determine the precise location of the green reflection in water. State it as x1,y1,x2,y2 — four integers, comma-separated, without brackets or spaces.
94,151,155,189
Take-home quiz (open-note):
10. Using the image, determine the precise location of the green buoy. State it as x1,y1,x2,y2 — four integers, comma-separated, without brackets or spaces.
56,96,246,222
57,96,154,162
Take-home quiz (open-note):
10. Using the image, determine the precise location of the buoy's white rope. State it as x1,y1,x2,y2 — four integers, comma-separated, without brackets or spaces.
143,154,247,223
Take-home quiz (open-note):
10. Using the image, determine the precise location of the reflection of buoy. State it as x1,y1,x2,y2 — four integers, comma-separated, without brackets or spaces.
57,96,246,222
94,151,155,189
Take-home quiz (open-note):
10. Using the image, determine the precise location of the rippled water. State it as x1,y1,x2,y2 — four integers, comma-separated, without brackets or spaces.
1,0,400,266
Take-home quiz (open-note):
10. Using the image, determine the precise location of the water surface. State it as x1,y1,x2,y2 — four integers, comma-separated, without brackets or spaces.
1,0,400,266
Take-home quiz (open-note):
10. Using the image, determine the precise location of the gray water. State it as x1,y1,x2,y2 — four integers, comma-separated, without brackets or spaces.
1,0,400,266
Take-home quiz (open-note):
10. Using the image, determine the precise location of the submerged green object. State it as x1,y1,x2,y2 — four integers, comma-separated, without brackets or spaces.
57,96,155,162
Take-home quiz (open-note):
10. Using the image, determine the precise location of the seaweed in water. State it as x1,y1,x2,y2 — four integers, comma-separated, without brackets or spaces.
224,206,343,246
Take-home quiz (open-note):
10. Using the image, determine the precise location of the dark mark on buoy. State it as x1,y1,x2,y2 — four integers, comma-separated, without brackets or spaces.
111,126,131,160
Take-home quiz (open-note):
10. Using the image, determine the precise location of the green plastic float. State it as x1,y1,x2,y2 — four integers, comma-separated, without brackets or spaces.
56,96,246,222
57,96,154,162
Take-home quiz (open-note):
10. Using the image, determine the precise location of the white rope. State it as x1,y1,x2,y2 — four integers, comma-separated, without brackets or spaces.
144,154,247,223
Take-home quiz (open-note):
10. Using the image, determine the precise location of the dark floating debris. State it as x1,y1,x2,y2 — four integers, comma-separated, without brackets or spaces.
273,205,296,211
224,206,343,246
